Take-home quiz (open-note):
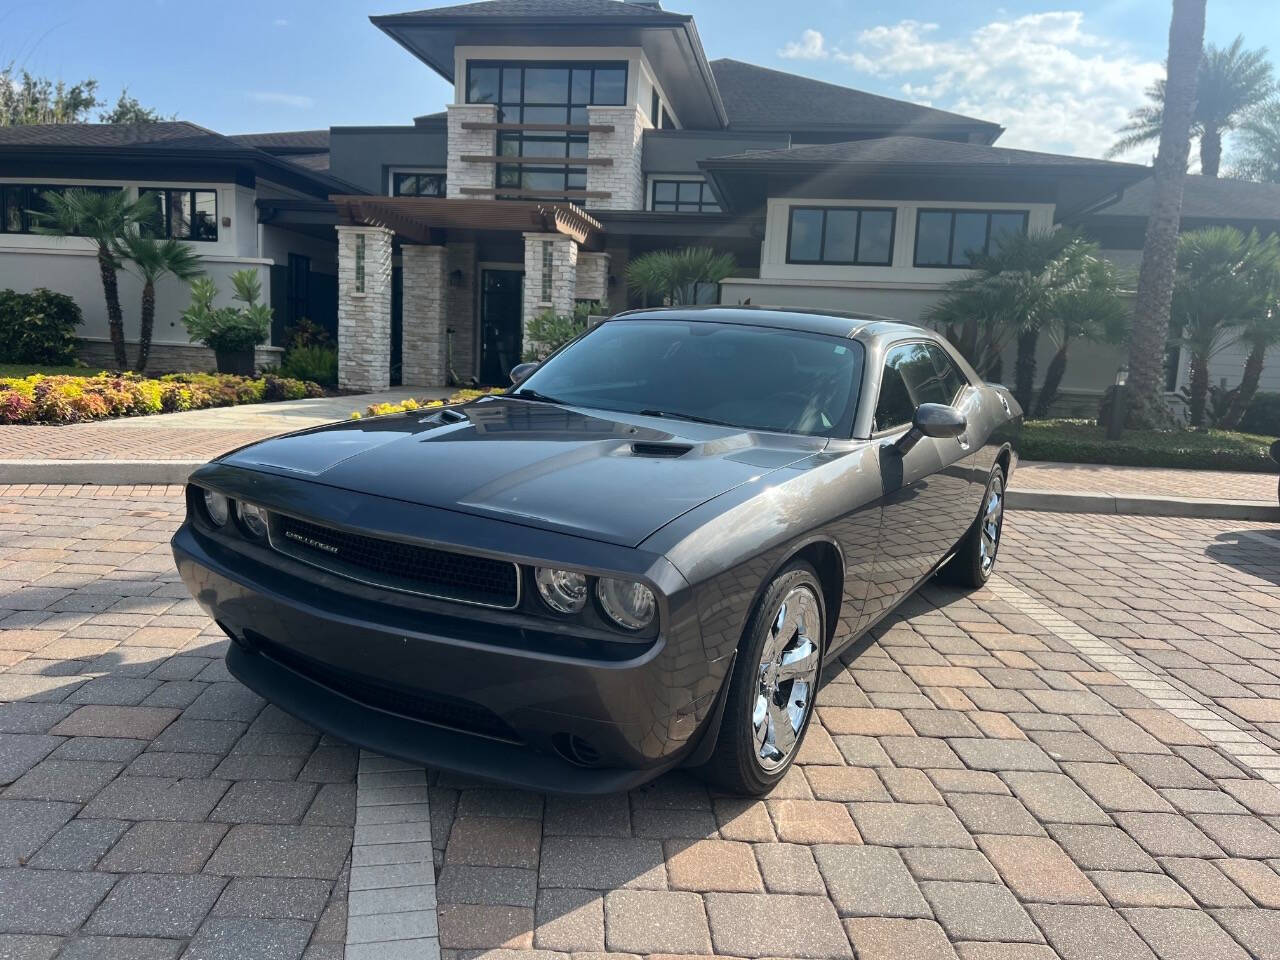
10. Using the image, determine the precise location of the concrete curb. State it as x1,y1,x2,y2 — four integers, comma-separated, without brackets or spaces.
2,459,1277,522
0,459,206,485
1006,488,1280,522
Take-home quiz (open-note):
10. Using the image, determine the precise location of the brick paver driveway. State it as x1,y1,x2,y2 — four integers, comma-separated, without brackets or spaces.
3,486,1280,960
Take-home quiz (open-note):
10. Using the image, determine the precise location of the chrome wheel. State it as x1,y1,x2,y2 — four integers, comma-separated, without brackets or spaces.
752,584,821,771
979,472,1005,575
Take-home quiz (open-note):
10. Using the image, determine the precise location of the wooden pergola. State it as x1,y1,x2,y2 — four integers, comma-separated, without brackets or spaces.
329,195,604,249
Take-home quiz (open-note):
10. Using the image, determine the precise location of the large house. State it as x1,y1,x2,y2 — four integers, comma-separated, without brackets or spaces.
1,0,1276,406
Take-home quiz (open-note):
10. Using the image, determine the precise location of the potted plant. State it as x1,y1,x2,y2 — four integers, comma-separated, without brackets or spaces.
180,270,272,375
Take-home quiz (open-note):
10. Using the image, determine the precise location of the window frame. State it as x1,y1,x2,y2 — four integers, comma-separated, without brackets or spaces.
912,208,1029,268
464,59,629,120
0,183,121,235
649,178,721,213
389,168,447,198
785,205,897,267
870,339,973,438
139,187,219,242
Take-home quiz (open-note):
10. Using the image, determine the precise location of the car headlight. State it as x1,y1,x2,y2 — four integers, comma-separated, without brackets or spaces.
237,501,269,539
202,489,229,527
535,567,588,614
596,578,656,631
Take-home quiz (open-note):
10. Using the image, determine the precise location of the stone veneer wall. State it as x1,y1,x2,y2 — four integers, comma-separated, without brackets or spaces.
75,340,282,375
575,252,610,306
400,245,448,388
446,104,497,199
522,233,578,352
336,225,394,392
445,241,478,380
586,104,647,211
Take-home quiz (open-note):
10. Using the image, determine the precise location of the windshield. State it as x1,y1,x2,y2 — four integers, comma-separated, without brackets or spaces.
513,318,865,438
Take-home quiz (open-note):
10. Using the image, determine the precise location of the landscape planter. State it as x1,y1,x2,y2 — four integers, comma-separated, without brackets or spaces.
215,348,256,377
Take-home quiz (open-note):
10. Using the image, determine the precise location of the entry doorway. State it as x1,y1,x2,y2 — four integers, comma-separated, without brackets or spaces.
480,269,523,386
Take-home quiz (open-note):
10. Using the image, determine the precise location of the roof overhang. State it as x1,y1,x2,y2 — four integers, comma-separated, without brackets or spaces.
370,10,728,128
699,157,1150,220
331,195,604,247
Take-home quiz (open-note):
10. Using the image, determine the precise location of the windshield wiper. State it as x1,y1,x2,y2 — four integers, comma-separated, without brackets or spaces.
637,408,737,428
510,389,566,405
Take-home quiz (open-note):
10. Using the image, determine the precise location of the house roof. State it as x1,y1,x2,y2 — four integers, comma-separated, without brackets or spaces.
0,122,357,196
708,60,1002,141
228,129,330,150
702,136,1145,172
1085,174,1280,224
376,0,678,19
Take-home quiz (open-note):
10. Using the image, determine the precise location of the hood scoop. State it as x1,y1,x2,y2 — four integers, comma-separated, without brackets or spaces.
630,441,693,459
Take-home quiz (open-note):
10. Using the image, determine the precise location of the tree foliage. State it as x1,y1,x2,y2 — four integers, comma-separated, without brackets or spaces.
1107,34,1273,177
1232,97,1280,182
0,64,170,126
118,231,204,372
181,271,273,354
626,247,736,306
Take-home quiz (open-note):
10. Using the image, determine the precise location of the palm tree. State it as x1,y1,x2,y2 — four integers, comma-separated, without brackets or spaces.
626,247,736,306
1220,294,1280,429
32,188,159,369
1171,227,1280,427
117,232,204,372
1232,98,1280,182
924,229,1082,405
1108,35,1273,177
1125,0,1206,429
1033,256,1130,418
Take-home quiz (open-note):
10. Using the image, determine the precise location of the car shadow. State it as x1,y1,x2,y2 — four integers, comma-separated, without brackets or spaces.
1204,528,1280,587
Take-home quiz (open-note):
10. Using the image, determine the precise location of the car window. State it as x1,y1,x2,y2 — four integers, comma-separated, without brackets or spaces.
874,345,917,433
926,343,968,404
896,341,953,407
513,319,865,439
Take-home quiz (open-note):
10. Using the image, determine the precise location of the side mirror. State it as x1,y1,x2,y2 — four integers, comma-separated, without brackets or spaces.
509,361,538,385
896,403,966,454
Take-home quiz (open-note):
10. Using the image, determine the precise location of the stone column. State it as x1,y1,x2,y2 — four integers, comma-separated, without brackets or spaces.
522,233,578,354
336,225,393,393
575,251,610,307
586,104,646,210
446,103,497,199
400,244,448,388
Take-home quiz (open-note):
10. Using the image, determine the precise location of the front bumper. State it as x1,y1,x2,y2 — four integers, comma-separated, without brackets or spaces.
172,521,727,793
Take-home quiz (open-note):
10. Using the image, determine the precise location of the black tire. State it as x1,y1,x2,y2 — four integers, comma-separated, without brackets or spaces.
940,464,1006,588
700,561,825,796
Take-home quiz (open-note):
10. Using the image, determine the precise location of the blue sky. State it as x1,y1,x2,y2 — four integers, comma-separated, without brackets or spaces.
3,0,1277,160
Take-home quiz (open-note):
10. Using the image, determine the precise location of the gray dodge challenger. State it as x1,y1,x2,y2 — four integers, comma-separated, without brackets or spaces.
173,306,1021,795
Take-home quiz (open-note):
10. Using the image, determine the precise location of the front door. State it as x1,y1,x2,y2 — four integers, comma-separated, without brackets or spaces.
480,269,523,386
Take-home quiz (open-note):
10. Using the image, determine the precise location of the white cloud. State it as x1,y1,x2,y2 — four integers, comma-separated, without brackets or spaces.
778,29,829,61
273,18,289,27
248,91,314,109
777,12,1162,160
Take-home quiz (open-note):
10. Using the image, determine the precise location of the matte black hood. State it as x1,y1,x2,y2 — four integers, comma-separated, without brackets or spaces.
220,398,825,546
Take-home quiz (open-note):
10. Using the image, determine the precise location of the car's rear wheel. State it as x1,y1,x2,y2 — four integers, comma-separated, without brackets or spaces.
701,562,824,795
940,464,1006,588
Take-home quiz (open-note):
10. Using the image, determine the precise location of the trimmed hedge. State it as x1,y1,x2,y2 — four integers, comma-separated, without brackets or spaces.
1021,419,1277,473
1239,392,1280,438
0,371,324,425
0,288,83,365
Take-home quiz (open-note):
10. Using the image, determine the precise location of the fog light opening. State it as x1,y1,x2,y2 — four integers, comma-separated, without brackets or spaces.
553,732,602,767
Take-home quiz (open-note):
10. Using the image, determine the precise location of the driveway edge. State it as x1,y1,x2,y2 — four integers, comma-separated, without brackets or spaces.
0,458,206,484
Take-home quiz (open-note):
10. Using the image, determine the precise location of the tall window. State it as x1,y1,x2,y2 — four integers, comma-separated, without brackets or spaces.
140,188,218,242
0,184,119,235
913,209,1028,268
391,171,446,197
466,60,626,199
786,206,895,266
355,234,366,293
650,180,720,213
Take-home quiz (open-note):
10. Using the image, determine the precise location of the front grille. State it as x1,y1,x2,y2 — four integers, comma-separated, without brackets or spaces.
270,513,520,609
252,633,522,743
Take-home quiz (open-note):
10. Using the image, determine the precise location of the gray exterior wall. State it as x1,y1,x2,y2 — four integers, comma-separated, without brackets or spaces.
642,130,789,174
329,127,448,195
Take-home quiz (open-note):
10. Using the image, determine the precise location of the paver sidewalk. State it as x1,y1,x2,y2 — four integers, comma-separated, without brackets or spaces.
5,488,1280,959
1015,461,1276,503
0,387,445,463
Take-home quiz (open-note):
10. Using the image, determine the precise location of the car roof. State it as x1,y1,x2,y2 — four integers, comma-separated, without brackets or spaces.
608,305,932,345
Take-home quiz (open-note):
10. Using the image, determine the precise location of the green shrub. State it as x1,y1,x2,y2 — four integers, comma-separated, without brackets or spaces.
180,271,271,354
1239,392,1280,438
279,344,338,386
1022,419,1276,472
0,371,323,425
0,288,84,365
522,300,602,361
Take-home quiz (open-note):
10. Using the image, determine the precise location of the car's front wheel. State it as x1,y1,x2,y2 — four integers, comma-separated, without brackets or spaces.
940,464,1006,588
701,562,824,795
